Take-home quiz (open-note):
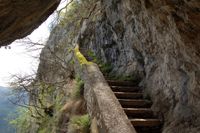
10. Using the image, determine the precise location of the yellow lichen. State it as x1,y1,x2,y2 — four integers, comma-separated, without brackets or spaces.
74,45,93,65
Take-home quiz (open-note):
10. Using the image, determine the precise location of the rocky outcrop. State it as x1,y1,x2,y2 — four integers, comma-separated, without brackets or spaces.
0,0,61,46
77,0,200,132
34,0,200,132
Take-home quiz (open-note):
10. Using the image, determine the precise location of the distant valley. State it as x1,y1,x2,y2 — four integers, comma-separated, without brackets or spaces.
0,86,17,133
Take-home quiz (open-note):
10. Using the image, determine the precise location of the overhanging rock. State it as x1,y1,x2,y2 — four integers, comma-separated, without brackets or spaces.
0,0,61,46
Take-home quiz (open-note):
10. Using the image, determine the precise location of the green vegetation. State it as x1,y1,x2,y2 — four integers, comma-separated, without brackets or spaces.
9,108,31,133
87,51,138,81
8,0,98,132
72,76,84,99
9,82,66,133
37,115,56,133
74,46,93,65
59,0,99,37
68,114,90,133
87,50,112,74
0,87,17,133
9,76,86,133
99,63,112,74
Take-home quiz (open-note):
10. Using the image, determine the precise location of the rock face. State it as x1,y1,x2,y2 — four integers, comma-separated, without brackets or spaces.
0,0,61,46
35,0,200,132
77,0,200,132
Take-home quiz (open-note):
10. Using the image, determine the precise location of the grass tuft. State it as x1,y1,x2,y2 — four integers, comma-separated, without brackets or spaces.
71,76,84,99
68,114,90,133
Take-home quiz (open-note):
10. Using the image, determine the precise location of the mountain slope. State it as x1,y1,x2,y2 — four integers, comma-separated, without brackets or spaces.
0,86,16,133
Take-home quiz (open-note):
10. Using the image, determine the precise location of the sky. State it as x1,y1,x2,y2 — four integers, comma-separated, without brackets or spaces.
0,0,68,87
0,20,50,87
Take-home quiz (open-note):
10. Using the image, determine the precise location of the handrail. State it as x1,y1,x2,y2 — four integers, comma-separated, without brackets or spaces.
73,45,136,133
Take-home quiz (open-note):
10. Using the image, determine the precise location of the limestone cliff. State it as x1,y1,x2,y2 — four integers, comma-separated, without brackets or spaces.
35,0,200,132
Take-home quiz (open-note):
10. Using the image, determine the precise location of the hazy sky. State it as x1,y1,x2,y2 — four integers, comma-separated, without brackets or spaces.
0,20,50,86
0,1,68,87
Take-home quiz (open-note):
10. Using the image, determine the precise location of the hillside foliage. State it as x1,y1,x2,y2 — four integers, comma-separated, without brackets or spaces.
8,0,99,132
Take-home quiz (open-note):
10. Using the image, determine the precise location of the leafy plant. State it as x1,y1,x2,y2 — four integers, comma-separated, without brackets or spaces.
68,114,90,133
37,114,55,133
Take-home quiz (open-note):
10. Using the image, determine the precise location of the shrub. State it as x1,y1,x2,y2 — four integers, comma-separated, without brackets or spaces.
71,76,84,99
9,108,32,133
68,114,90,133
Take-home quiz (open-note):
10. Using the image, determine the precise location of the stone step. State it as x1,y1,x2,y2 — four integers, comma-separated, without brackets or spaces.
107,80,138,86
124,108,155,118
114,92,143,99
111,86,141,92
134,126,162,133
130,118,162,127
119,99,152,108
105,78,162,132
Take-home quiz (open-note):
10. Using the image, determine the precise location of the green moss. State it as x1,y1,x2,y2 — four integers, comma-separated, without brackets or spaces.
87,50,112,74
70,60,75,65
74,46,93,65
99,63,112,74
69,114,90,133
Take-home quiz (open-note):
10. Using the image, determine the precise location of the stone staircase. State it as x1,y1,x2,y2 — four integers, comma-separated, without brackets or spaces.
107,80,163,133
79,48,163,133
